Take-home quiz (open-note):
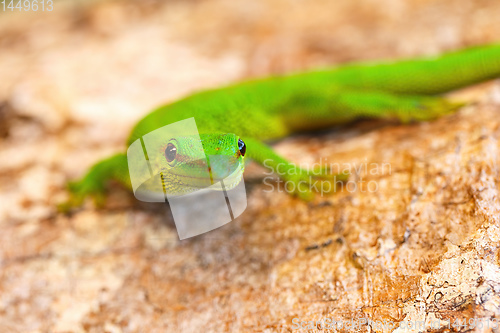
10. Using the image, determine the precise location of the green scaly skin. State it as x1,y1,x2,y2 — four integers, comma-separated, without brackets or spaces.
61,44,500,210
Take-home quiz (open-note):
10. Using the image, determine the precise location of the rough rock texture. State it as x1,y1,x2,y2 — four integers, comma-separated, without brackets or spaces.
0,0,500,332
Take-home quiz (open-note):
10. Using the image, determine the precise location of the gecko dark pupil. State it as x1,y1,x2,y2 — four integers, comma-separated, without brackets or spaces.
165,143,177,162
238,139,246,156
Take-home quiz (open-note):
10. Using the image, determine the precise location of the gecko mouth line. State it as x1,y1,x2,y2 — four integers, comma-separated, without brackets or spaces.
160,163,244,191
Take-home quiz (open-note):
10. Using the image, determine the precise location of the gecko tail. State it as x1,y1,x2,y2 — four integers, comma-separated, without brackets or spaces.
303,43,500,95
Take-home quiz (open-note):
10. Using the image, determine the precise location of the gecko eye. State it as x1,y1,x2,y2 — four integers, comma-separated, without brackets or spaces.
165,143,177,162
238,139,246,157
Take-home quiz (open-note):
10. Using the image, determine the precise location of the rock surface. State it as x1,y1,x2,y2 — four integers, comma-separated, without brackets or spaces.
0,0,500,332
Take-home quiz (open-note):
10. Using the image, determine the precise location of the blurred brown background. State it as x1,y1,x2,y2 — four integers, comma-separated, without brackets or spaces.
1,0,500,332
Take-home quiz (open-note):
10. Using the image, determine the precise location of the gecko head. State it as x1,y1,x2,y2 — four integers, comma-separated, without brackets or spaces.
152,133,246,196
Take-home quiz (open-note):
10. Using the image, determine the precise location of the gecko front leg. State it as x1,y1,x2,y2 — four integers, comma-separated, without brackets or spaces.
243,137,349,200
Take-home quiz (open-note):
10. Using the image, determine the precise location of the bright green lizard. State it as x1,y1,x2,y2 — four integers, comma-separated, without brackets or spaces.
62,44,500,210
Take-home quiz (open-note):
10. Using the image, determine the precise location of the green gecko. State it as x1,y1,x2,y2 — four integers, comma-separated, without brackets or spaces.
62,44,500,210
